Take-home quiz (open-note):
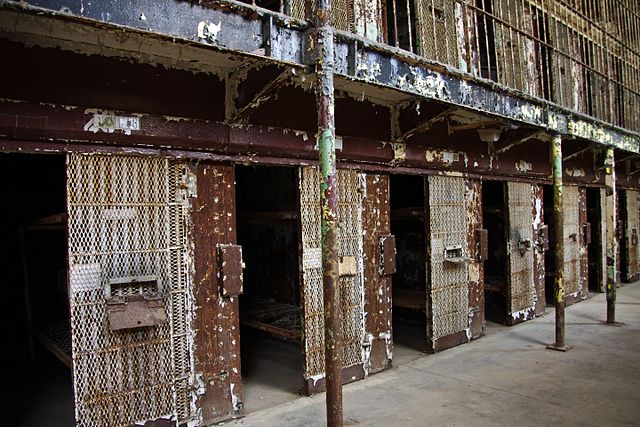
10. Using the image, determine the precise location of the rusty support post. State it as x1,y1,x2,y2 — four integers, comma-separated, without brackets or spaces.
314,0,343,424
548,133,569,351
604,148,617,324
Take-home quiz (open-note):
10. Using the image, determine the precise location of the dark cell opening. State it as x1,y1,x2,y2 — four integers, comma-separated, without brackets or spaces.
543,184,556,304
482,180,508,323
235,165,302,410
586,187,603,292
618,189,629,282
390,174,427,352
0,153,73,426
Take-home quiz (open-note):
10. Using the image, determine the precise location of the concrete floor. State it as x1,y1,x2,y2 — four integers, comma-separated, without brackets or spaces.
240,331,304,413
230,282,640,426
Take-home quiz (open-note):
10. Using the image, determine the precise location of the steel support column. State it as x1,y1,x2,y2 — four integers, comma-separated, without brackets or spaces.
604,148,617,323
314,0,343,424
548,133,569,351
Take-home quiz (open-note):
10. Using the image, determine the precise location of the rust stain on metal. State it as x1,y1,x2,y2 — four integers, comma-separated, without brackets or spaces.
531,184,546,316
578,187,589,298
218,244,244,297
190,162,243,424
362,173,393,374
466,178,484,340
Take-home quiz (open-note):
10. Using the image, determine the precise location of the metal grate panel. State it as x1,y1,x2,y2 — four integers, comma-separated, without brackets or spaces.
337,170,365,369
427,176,469,341
563,185,581,295
299,167,364,378
415,0,459,66
67,154,195,427
626,190,639,278
286,0,306,20
507,182,535,315
332,0,355,32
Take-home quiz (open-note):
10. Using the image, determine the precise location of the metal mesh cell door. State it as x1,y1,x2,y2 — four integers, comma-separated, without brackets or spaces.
67,154,196,426
426,176,469,352
414,0,459,66
563,185,582,300
298,166,365,392
625,190,639,280
506,182,535,324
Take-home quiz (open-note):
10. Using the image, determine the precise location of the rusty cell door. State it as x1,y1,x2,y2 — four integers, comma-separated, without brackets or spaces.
362,173,393,373
621,189,640,282
505,182,536,325
466,178,485,339
563,185,586,303
532,184,546,316
425,175,471,352
624,189,639,281
67,154,241,426
299,166,366,393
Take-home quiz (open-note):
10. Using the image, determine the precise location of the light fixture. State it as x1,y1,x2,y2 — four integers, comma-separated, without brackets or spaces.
477,127,502,143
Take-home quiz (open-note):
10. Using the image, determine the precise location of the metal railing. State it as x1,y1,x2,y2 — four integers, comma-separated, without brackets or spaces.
269,0,640,133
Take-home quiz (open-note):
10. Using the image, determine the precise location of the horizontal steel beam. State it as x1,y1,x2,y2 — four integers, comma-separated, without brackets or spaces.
1,0,639,153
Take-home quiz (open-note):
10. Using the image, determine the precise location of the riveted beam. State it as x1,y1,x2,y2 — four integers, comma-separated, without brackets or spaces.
3,1,640,152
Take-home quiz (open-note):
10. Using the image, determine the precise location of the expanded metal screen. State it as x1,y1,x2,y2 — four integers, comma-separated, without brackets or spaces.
427,176,469,342
625,190,639,278
507,182,535,315
336,170,365,368
563,185,581,296
299,167,364,378
67,154,195,426
415,0,459,65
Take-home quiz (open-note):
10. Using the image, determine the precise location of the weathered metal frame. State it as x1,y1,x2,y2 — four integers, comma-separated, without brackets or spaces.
1,1,639,154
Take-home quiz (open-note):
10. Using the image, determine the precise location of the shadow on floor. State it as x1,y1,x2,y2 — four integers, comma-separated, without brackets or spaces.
240,329,303,413
3,350,74,427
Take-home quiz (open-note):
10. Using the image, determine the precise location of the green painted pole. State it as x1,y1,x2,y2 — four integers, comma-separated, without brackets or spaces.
604,148,617,323
314,0,343,424
549,133,567,350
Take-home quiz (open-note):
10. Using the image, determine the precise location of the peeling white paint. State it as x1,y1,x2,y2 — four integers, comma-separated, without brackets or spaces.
230,383,241,411
197,20,222,43
391,142,406,165
511,307,534,321
515,160,533,172
566,167,585,177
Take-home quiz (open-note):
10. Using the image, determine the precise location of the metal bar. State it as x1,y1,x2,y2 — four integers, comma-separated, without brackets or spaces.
604,147,617,324
232,69,292,123
548,132,568,351
392,0,399,47
562,144,597,161
395,108,454,143
491,130,543,156
313,0,343,423
406,0,413,53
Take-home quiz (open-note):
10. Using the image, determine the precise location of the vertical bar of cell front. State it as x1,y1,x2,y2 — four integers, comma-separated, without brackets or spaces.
551,133,565,348
605,147,617,323
314,0,343,424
